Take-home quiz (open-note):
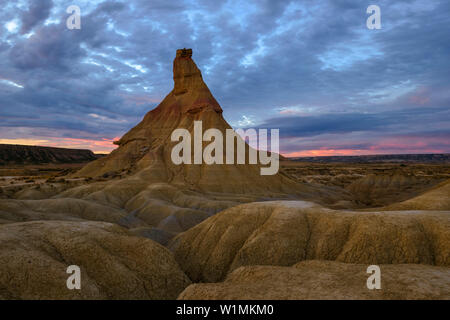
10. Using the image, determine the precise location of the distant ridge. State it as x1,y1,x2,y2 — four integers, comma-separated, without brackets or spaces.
289,153,450,163
0,144,97,165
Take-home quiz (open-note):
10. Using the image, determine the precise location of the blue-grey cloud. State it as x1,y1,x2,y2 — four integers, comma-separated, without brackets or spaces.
0,0,449,154
259,107,450,137
20,0,53,34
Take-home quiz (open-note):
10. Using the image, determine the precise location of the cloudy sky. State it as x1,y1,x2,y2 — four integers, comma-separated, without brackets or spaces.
0,0,449,155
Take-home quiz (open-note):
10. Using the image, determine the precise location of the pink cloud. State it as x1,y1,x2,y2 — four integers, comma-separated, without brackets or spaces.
282,134,449,157
406,87,431,106
284,149,365,157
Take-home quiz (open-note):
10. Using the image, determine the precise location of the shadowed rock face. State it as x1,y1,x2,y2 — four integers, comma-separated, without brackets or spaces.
169,201,450,282
178,261,450,300
382,179,450,211
0,221,191,299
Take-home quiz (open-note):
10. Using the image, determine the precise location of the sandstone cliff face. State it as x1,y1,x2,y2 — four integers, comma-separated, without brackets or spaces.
0,221,191,299
42,49,344,240
178,261,450,300
169,201,450,282
73,49,318,197
0,144,97,165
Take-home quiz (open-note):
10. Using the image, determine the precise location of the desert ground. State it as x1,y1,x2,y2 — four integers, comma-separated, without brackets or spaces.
1,160,449,299
0,49,449,300
2,160,449,210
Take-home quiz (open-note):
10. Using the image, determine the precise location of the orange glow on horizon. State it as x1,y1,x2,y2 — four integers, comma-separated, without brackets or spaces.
282,148,446,158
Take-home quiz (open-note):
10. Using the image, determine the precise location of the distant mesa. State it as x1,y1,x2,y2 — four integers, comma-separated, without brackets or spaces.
0,144,97,165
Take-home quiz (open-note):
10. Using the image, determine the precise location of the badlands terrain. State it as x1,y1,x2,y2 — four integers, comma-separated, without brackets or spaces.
0,49,449,299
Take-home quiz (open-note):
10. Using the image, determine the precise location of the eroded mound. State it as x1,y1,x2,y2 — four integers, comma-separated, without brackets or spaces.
346,174,443,207
56,181,246,234
169,201,450,282
0,197,127,224
280,162,450,209
383,179,450,211
0,221,191,299
178,260,450,300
